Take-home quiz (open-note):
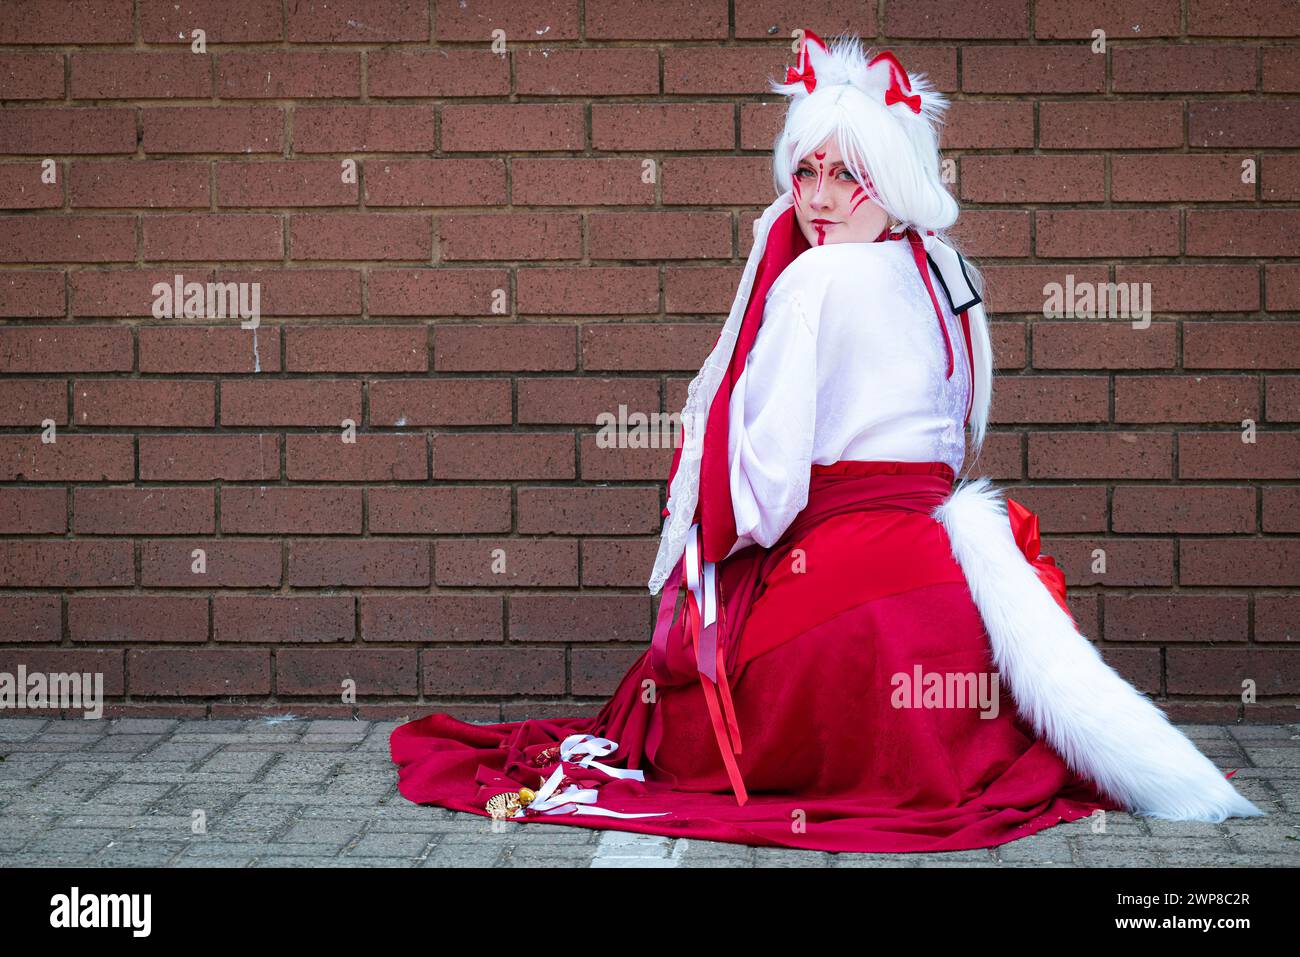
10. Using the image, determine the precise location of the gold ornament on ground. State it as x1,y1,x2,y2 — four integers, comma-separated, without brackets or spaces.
485,786,537,820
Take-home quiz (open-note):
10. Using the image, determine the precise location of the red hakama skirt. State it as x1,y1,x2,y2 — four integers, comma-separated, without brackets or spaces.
390,460,1124,853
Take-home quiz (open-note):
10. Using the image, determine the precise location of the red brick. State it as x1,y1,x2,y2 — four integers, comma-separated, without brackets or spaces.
431,433,574,480
0,215,135,263
517,486,659,534
432,324,575,372
368,378,510,427
220,379,360,426
287,539,429,587
1114,376,1260,423
1036,210,1180,258
139,434,280,481
517,48,657,96
438,213,583,261
0,270,64,317
1190,102,1300,148
1188,0,1300,37
359,595,503,642
368,49,509,97
141,539,281,588
0,53,65,99
884,0,1027,37
73,486,215,534
1112,485,1256,534
1036,0,1180,38
518,377,660,425
220,487,362,534
142,214,282,262
960,155,1106,203
285,326,427,372
286,0,429,41
140,327,281,373
69,596,208,643
215,268,361,316
1180,539,1300,587
0,107,135,154
1045,538,1175,587
0,0,133,43
963,46,1104,93
0,378,66,425
128,648,270,696
216,160,358,207
278,649,417,696
989,375,1108,423
70,160,210,208
71,52,211,99
73,379,215,427
1263,485,1300,532
0,326,132,372
0,596,62,643
1028,432,1173,479
434,539,578,587
0,435,134,481
217,51,360,98
571,647,644,696
292,106,435,153
1112,155,1255,202
581,538,658,586
288,213,432,261
421,647,565,696
511,158,655,206
582,324,725,371
1167,648,1300,696
213,596,353,643
363,159,508,207
139,0,283,43
0,650,124,698
367,266,509,316
1256,595,1300,642
1179,432,1300,479
1113,45,1256,93
141,107,283,154
1104,594,1249,644
368,486,510,534
1033,323,1178,370
0,541,133,587
509,594,648,642
285,434,427,481
0,487,65,533
1184,322,1300,369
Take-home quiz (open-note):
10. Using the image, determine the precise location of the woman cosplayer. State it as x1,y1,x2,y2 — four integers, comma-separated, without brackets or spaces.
390,30,1263,852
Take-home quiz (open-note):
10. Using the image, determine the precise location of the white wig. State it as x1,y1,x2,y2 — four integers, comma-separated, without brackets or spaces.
767,30,993,459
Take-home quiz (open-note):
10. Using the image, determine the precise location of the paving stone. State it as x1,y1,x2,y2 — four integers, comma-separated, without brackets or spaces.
1,717,1295,869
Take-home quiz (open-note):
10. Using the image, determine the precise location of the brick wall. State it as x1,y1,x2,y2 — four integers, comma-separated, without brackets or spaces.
0,1,1296,722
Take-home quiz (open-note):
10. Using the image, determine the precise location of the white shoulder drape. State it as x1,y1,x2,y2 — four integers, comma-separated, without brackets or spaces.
725,286,819,557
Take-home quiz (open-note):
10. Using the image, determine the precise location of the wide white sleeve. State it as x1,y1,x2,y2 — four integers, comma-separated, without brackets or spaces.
725,286,818,556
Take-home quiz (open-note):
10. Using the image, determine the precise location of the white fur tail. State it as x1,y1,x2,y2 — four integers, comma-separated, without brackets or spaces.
934,477,1265,822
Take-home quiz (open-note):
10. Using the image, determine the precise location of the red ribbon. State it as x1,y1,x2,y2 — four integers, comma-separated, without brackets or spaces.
884,85,922,113
785,63,816,94
1006,497,1075,625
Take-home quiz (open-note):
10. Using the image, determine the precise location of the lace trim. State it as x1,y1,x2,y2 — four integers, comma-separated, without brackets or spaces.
647,197,791,594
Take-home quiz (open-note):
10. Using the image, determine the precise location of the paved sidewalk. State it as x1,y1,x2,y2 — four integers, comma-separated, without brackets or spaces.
0,716,1295,868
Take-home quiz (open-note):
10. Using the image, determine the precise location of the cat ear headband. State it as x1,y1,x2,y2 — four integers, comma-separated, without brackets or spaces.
779,28,947,132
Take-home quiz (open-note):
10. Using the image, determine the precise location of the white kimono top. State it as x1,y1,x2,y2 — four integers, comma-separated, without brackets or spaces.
725,239,972,558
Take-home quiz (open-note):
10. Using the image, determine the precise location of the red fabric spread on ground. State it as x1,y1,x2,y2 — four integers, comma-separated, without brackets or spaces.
390,460,1124,853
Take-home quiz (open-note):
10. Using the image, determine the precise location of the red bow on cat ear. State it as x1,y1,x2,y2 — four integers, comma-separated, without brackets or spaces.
869,49,922,114
785,28,828,93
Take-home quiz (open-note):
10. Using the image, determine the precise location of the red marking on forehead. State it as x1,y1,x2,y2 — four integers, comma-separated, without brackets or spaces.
813,150,826,159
